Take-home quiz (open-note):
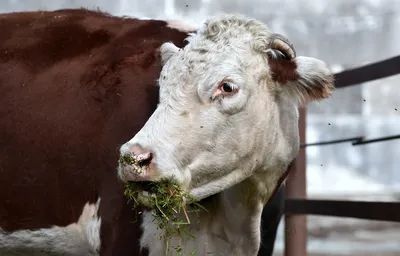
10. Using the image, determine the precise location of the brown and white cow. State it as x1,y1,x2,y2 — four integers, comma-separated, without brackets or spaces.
0,8,333,256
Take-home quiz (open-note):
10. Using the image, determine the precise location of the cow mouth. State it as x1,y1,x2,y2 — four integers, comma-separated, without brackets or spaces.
123,178,203,210
123,181,158,209
123,179,207,250
127,181,154,192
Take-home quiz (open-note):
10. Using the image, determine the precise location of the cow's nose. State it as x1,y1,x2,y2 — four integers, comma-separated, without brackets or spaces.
126,143,154,166
119,143,156,182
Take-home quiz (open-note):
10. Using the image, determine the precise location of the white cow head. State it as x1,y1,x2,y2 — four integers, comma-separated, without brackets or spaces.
118,14,334,201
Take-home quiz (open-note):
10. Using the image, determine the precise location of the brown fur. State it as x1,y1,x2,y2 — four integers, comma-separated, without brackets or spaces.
268,57,299,84
0,8,188,256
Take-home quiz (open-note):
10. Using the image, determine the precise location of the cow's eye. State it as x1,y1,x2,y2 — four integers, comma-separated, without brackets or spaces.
212,80,239,100
221,82,234,93
218,80,238,95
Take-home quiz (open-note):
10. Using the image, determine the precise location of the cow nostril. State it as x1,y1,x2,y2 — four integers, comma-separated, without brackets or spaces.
121,143,154,167
135,152,153,167
119,151,153,168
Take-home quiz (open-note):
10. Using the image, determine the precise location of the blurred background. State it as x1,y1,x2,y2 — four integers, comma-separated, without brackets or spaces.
1,0,399,255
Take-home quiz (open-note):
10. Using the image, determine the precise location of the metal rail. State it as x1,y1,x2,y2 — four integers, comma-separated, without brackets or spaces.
300,134,400,148
334,55,400,88
285,199,400,222
352,134,400,145
300,136,364,148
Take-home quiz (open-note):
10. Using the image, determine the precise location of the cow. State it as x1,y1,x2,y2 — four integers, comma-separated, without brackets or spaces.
0,8,302,256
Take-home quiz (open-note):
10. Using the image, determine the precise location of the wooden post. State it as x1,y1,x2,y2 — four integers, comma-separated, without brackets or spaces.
284,107,307,256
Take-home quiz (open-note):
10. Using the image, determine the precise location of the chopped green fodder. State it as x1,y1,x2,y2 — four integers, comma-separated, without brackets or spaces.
119,153,136,165
123,170,207,255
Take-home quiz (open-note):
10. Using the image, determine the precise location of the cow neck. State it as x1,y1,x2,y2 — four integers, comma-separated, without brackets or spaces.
139,169,271,256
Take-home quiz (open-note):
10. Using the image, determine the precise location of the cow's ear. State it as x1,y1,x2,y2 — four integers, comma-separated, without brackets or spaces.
160,42,180,65
265,34,334,104
268,55,334,104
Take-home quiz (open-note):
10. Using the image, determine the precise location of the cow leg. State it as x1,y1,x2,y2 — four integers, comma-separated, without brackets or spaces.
258,185,285,256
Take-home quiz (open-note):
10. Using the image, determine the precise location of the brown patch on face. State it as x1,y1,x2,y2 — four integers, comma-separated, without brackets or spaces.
268,57,299,84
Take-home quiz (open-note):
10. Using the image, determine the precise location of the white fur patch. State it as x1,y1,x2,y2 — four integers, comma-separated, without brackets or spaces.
0,198,102,256
160,42,180,66
166,19,198,33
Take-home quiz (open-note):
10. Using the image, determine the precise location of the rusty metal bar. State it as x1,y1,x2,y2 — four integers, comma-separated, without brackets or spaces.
285,199,400,222
334,55,400,88
284,107,307,256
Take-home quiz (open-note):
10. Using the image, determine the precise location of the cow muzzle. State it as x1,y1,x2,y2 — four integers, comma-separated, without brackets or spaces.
118,143,157,182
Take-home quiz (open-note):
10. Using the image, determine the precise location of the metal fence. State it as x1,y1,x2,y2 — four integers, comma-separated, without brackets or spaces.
283,56,400,256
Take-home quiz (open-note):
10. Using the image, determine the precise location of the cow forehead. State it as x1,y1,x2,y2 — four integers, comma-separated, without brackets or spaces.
162,15,275,82
161,40,254,85
190,14,273,54
164,48,245,79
